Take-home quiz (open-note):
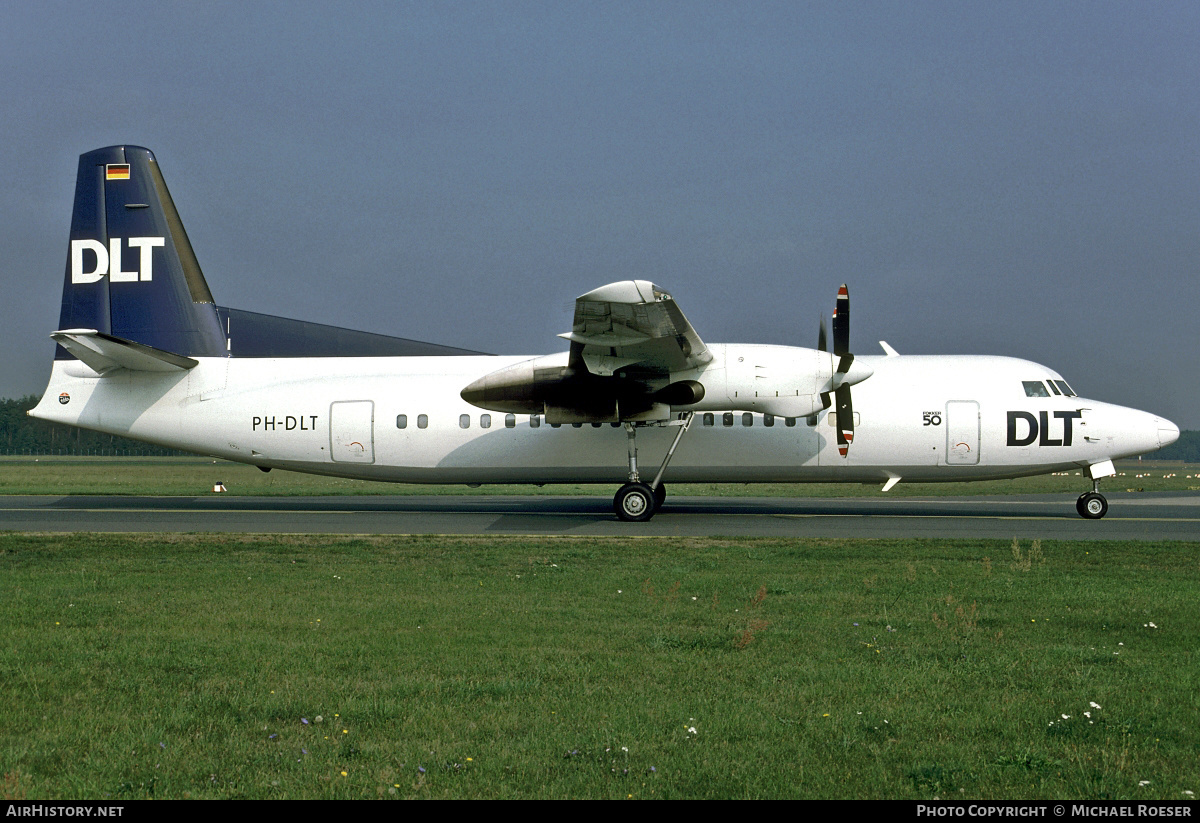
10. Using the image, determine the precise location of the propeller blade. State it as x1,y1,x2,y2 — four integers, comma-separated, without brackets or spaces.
835,384,854,457
817,283,864,457
834,285,854,455
832,284,850,355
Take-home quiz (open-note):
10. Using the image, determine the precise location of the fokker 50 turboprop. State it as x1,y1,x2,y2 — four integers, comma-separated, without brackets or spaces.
31,146,1180,521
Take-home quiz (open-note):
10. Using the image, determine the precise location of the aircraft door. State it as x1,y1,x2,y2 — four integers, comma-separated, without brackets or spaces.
330,400,375,464
945,401,980,465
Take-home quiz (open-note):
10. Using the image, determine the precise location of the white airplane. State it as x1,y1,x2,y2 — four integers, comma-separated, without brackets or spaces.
30,146,1180,521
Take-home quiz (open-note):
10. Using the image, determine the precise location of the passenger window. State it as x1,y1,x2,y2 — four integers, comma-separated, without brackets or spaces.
505,413,516,428
459,414,470,429
722,412,734,427
591,422,602,428
763,414,774,427
396,414,407,429
787,417,798,427
480,414,491,428
742,413,753,427
1022,381,1051,397
703,413,714,427
530,414,541,429
550,423,561,428
417,414,428,429
572,423,583,429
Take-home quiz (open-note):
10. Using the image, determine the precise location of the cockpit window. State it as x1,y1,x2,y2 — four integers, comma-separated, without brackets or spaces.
1052,380,1076,397
1047,381,1062,395
1022,381,1051,398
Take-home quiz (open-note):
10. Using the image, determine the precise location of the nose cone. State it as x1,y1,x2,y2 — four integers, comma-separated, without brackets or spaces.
1158,417,1180,449
1091,404,1180,460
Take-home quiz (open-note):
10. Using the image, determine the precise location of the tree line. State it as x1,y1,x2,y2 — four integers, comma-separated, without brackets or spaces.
2,393,1197,461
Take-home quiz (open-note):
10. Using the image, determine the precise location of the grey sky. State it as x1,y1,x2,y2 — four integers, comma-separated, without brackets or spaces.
3,1,1197,426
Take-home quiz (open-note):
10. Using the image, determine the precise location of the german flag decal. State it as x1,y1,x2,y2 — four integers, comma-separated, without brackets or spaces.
105,164,130,180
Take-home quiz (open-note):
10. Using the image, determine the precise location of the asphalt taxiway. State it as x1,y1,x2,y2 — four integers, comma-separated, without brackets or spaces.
1,492,1197,541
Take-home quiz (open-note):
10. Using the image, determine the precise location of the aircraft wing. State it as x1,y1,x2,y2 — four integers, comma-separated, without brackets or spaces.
461,280,710,422
557,281,712,377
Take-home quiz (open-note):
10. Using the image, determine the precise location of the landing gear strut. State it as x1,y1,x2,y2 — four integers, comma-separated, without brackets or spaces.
612,413,693,522
1076,477,1108,520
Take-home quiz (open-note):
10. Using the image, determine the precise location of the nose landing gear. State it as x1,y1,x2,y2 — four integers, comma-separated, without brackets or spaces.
1076,477,1108,519
1076,491,1108,519
1075,460,1117,520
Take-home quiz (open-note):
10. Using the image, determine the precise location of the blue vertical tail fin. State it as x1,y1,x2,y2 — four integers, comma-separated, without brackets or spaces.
56,145,226,359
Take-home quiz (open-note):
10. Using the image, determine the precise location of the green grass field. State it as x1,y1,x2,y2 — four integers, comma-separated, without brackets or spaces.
2,533,1198,800
2,455,1199,497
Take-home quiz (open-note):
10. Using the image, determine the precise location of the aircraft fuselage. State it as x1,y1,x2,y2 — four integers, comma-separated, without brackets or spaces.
31,345,1174,487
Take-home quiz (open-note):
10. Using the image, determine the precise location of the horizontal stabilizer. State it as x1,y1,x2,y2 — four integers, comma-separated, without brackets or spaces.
50,329,198,373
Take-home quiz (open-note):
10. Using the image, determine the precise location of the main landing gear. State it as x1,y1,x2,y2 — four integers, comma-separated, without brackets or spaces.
1076,477,1108,520
613,412,693,522
614,481,657,522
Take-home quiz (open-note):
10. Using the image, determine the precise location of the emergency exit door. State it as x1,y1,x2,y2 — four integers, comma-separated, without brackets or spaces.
945,400,980,465
329,400,375,464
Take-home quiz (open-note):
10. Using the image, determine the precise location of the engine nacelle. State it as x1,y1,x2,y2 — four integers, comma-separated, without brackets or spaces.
461,344,871,422
718,344,845,418
459,353,573,414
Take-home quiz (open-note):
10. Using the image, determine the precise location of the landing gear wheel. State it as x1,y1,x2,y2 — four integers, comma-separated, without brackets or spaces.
614,482,656,522
1077,492,1108,520
653,483,667,510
